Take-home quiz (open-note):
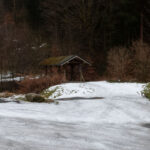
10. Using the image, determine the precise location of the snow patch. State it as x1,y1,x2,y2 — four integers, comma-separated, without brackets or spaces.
45,81,144,99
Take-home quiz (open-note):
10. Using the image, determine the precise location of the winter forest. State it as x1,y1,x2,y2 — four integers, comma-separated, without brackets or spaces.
1,1,150,149
0,0,150,82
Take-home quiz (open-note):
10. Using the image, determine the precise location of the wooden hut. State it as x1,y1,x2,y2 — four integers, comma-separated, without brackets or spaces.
40,55,91,81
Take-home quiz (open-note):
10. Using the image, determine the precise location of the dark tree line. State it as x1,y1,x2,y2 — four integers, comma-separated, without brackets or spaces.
0,0,150,78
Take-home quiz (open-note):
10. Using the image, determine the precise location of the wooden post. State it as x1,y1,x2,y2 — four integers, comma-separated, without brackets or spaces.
79,64,85,81
70,64,74,81
45,66,48,75
58,66,61,73
62,66,66,82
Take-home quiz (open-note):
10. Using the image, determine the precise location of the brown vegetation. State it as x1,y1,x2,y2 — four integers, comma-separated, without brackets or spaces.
17,75,63,94
0,81,19,92
107,47,132,80
131,41,150,82
107,41,150,82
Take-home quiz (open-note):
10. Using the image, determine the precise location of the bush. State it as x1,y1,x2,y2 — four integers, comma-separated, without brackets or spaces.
18,75,63,94
142,83,150,100
107,47,132,80
0,81,19,92
41,87,58,99
131,41,150,82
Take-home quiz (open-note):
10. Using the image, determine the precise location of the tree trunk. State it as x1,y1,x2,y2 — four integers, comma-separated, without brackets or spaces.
140,12,144,43
13,0,17,24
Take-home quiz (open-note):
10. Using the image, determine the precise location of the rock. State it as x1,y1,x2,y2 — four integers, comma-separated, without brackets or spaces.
54,100,59,105
25,93,45,102
25,93,57,104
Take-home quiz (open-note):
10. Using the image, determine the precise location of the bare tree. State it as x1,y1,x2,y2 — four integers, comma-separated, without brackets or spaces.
107,47,132,80
131,41,150,81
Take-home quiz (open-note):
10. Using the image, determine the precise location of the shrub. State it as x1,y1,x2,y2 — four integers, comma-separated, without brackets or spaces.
17,75,63,94
41,87,58,99
0,81,19,92
131,41,150,82
142,83,150,100
107,47,132,80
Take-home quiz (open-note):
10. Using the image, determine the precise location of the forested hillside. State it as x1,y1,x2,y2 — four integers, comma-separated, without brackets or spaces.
0,0,150,81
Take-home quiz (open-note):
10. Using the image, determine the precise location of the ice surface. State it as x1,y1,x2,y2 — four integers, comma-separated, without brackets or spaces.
0,81,150,150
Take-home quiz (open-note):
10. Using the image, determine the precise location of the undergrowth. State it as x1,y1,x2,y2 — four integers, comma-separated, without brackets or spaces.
141,83,150,100
41,87,59,99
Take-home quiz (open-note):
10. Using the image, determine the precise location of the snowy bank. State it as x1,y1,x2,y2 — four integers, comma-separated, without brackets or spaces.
44,81,144,99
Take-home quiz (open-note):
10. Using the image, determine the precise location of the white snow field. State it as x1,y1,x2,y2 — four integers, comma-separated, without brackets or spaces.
0,81,150,150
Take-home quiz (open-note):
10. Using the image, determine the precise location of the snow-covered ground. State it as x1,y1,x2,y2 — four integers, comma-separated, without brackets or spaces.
46,81,144,99
0,81,150,150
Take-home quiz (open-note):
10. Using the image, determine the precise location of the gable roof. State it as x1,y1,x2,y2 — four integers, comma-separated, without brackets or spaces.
40,55,91,66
